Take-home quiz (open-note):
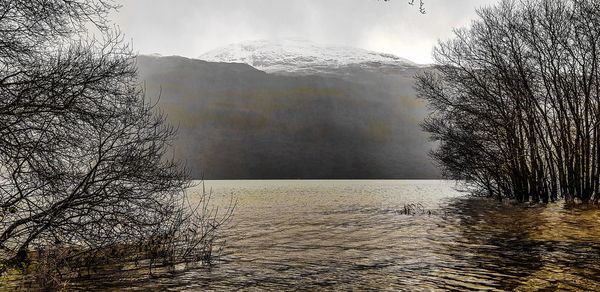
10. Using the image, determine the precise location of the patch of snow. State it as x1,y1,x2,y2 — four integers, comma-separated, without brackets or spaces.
198,39,419,75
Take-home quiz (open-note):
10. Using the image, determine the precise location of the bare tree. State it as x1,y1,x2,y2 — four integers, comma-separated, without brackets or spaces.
417,0,600,204
0,0,232,285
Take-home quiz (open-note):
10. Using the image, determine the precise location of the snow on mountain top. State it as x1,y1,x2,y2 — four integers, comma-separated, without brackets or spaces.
198,39,419,75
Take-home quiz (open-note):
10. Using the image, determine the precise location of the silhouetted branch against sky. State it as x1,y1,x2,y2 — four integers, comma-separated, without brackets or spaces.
381,0,426,14
416,0,600,204
0,0,228,279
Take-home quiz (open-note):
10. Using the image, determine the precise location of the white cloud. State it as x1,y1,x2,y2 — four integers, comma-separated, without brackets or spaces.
111,0,499,63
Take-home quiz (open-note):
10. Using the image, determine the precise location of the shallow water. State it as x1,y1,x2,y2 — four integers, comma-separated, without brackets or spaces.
45,180,600,290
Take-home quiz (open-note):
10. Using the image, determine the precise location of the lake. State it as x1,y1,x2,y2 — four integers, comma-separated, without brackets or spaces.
72,180,600,290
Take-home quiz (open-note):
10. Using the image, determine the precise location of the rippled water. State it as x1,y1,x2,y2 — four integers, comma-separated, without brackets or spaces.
44,180,600,290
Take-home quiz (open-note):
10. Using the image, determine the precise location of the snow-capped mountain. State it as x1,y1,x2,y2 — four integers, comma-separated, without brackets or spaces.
198,39,419,75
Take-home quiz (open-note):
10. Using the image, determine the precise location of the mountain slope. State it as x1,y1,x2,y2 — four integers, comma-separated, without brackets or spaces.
199,39,419,75
136,55,438,179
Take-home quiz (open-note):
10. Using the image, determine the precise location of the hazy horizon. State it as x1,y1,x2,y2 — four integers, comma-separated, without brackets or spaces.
112,0,497,64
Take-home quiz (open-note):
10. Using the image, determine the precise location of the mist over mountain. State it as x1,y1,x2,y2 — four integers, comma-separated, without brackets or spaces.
136,42,438,179
199,39,420,76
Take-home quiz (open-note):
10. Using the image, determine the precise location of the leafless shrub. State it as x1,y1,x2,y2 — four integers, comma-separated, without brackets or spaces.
28,246,72,290
138,183,235,274
398,203,426,215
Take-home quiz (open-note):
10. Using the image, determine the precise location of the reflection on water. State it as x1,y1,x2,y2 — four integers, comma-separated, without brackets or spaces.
67,180,600,290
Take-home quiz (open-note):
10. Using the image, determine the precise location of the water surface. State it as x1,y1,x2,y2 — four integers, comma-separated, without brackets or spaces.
80,180,600,290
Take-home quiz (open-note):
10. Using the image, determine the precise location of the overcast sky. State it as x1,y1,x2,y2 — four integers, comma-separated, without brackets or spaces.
112,0,498,64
